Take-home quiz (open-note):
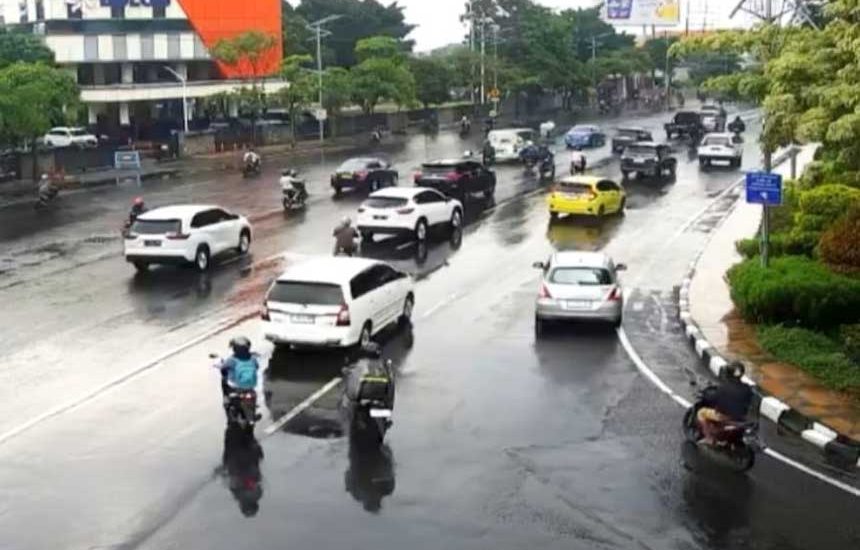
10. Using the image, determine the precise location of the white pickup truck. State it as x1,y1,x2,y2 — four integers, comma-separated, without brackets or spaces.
697,132,743,169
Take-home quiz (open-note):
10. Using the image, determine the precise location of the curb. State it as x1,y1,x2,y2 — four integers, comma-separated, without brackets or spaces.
676,143,860,470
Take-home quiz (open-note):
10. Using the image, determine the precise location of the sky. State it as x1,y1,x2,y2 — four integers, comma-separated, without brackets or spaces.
395,0,744,52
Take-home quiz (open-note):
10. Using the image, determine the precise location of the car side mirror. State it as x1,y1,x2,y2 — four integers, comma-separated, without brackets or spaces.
532,261,545,270
615,263,628,272
208,353,218,359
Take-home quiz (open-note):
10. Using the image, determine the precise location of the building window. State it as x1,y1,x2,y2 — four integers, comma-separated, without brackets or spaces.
141,34,154,60
67,4,82,19
167,34,181,59
153,5,166,18
112,34,127,61
84,35,99,61
111,5,125,19
35,0,44,21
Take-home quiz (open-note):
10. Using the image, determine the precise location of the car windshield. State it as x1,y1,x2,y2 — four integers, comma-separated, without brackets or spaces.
267,281,344,305
130,219,181,235
558,182,593,194
550,267,613,286
70,129,89,136
516,131,533,141
626,145,657,156
337,159,370,172
703,136,731,147
364,196,409,209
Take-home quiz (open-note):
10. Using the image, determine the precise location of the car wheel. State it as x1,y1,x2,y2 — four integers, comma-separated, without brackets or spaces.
133,261,149,273
669,164,677,178
450,208,463,232
621,170,630,181
483,185,494,199
535,316,545,338
400,294,414,325
359,322,373,348
194,245,211,272
414,218,428,242
333,184,342,197
369,178,380,192
598,205,606,217
360,230,374,242
613,315,623,329
618,198,627,214
549,211,559,220
237,230,251,255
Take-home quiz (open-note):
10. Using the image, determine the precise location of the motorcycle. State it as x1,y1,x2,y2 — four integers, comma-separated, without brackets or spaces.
570,156,587,175
538,153,556,180
459,122,471,137
242,159,261,178
34,184,59,210
371,127,383,144
211,354,259,432
342,358,395,448
682,385,760,472
281,179,308,210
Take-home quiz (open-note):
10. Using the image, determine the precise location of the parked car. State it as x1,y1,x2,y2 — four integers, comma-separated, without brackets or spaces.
620,142,678,180
262,257,414,349
533,251,627,333
664,111,705,141
414,158,496,202
357,187,463,242
565,125,606,150
547,175,626,219
331,157,399,196
123,205,252,273
699,104,727,133
487,128,535,162
611,127,653,154
697,132,743,169
43,127,98,149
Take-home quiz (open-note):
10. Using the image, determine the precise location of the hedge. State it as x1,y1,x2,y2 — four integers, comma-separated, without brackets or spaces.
728,256,860,330
759,325,860,392
818,205,860,273
735,231,819,259
795,184,860,233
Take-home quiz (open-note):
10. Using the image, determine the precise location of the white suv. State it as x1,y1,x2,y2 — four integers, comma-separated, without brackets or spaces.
124,205,252,272
698,132,743,169
356,187,463,242
262,257,415,349
43,127,98,148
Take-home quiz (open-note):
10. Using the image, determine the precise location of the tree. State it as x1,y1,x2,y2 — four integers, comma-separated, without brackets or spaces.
0,29,54,70
321,67,352,136
409,56,452,108
350,36,416,113
643,36,679,82
296,0,415,67
282,2,312,57
277,55,317,145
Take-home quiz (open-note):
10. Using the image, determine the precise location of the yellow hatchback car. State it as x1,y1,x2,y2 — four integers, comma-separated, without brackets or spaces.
547,176,626,218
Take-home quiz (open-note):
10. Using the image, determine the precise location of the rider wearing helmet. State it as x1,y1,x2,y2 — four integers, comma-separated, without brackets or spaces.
333,216,359,256
696,361,754,445
216,336,260,399
129,197,147,224
345,342,395,411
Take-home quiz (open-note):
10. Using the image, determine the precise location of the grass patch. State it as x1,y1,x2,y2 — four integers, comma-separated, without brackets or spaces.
758,325,860,393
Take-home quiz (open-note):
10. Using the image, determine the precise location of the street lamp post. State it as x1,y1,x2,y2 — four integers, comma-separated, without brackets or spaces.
307,15,343,145
162,65,188,133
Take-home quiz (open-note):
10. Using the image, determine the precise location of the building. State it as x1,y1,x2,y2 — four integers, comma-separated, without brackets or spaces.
1,0,284,140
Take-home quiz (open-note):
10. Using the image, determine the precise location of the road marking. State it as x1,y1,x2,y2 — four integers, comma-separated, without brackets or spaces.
420,292,460,319
616,326,860,498
263,376,343,437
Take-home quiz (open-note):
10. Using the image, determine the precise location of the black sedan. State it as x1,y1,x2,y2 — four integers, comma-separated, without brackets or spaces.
331,157,399,196
414,158,496,202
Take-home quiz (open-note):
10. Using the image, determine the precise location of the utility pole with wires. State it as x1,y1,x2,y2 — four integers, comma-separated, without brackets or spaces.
307,14,343,146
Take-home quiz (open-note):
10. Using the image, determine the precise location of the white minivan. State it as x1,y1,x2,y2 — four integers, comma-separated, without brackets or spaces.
262,257,415,349
487,128,535,162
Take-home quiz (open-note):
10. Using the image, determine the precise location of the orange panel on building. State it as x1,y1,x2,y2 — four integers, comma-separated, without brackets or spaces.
177,0,283,78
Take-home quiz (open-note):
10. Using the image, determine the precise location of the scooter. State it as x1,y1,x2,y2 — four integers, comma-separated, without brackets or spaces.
242,160,261,178
682,385,760,472
282,180,308,210
210,354,259,432
342,358,395,448
538,153,556,180
34,184,59,210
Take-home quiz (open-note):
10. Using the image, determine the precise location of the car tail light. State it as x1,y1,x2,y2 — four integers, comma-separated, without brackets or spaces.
397,207,415,215
413,171,422,182
166,232,190,240
539,284,552,299
261,304,270,321
608,287,622,301
336,304,351,326
446,171,461,182
355,170,368,181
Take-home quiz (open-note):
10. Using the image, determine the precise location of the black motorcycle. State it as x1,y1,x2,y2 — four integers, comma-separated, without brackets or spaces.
538,153,556,180
211,354,258,432
282,180,308,210
34,184,59,210
242,160,261,178
342,358,395,448
682,385,760,472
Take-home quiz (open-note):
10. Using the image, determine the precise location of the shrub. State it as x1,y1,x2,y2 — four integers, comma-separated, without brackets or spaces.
759,325,860,392
735,231,819,259
795,184,860,233
727,256,860,330
770,182,799,233
841,324,860,364
818,205,860,273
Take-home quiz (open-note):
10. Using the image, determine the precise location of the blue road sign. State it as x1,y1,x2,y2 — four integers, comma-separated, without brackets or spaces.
746,172,783,205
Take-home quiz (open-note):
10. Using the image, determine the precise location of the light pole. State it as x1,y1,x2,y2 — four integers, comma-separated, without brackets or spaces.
588,32,613,95
307,14,343,145
162,65,188,133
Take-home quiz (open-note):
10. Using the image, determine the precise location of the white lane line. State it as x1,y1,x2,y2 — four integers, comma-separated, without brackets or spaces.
263,377,342,437
616,327,860,498
420,292,460,319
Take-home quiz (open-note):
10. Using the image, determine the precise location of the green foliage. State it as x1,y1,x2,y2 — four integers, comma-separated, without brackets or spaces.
281,2,311,57
735,231,819,259
355,36,404,64
0,62,79,145
321,67,352,115
0,30,54,70
642,36,679,77
728,256,860,330
818,205,860,272
795,184,860,232
758,325,860,392
840,324,860,364
351,57,416,113
409,56,453,107
211,31,279,79
277,55,317,144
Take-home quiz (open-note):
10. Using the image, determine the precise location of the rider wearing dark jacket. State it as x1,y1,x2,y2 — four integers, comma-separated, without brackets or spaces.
697,362,754,444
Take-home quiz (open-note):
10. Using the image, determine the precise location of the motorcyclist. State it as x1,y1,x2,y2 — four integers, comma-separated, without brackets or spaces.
279,169,307,202
696,361,754,445
38,173,57,198
129,197,147,224
570,150,587,174
482,140,496,165
344,342,395,413
459,115,471,134
728,116,746,134
243,150,261,173
333,216,359,256
215,336,261,403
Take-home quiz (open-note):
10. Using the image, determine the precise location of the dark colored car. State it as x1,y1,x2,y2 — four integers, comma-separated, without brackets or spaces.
664,111,705,141
414,159,496,202
331,157,399,196
620,142,678,180
611,127,653,154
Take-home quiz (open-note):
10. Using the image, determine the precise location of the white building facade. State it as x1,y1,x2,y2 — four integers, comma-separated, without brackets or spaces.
3,0,285,140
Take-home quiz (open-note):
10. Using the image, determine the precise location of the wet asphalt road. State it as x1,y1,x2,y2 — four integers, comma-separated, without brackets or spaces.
0,110,858,550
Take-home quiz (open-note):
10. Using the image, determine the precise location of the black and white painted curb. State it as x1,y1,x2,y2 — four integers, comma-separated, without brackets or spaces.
676,182,860,470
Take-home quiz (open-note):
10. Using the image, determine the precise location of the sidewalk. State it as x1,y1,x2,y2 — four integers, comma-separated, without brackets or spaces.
687,146,860,442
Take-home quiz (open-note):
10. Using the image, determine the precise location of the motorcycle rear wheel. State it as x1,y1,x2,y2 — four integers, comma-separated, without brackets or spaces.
731,445,756,472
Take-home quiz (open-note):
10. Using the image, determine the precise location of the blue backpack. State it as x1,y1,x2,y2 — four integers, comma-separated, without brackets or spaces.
231,357,258,389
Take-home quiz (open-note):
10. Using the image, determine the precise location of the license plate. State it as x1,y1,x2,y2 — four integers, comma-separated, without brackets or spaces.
290,314,314,324
339,173,351,179
564,300,591,310
373,215,387,220
144,240,161,247
633,158,646,164
369,408,392,419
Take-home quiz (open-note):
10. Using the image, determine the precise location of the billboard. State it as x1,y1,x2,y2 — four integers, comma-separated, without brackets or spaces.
603,0,681,27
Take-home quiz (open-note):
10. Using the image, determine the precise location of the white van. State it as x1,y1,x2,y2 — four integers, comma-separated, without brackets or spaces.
262,257,415,349
487,128,535,162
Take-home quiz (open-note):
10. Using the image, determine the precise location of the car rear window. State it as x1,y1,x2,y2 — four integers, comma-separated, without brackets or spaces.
364,196,408,209
675,112,700,123
337,159,369,172
703,136,731,147
626,145,656,156
130,219,181,235
267,281,344,305
550,267,612,286
422,163,457,175
558,182,593,194
618,129,640,138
